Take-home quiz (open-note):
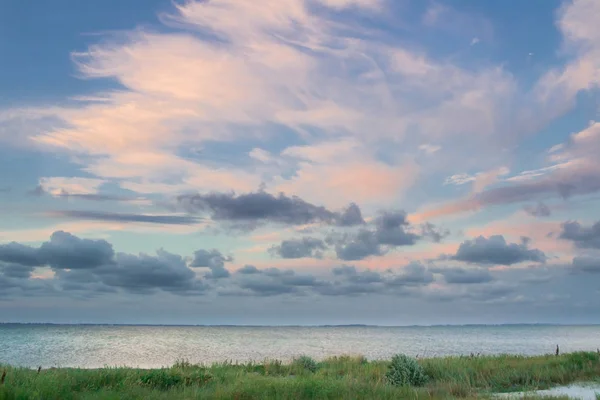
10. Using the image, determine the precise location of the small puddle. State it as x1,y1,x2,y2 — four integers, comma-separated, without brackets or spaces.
494,383,600,400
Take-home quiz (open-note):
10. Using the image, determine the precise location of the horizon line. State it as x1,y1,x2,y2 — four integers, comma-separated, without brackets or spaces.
2,322,599,328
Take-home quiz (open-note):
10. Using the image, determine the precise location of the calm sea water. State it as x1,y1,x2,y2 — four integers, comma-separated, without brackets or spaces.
1,324,599,369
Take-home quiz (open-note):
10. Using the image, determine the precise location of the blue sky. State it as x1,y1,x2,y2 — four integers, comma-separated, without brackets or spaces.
1,0,599,325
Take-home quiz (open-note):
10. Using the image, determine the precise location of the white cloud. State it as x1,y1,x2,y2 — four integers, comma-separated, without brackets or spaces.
39,177,106,196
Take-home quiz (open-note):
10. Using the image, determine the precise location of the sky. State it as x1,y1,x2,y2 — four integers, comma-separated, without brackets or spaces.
0,0,599,325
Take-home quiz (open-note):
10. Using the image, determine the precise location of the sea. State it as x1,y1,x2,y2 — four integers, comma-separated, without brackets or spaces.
1,324,598,369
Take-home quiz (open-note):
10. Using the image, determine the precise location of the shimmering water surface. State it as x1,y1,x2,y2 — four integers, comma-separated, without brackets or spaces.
1,324,598,369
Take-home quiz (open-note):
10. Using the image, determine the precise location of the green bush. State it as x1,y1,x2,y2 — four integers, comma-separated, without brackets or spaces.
292,356,318,373
385,354,427,387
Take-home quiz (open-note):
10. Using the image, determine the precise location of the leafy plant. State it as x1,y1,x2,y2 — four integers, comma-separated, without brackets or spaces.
292,356,318,373
385,354,427,387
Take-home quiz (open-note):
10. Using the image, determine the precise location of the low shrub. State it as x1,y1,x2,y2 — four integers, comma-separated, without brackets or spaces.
292,356,318,373
385,354,427,387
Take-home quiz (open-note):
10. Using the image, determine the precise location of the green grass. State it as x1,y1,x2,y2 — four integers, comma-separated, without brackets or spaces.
0,352,599,399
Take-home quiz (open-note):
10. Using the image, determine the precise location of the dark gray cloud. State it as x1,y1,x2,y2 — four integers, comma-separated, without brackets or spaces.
334,230,382,260
0,231,214,295
177,191,336,225
227,267,325,297
453,235,546,265
332,211,421,260
572,256,600,273
176,191,364,227
374,211,419,246
49,210,202,225
559,220,600,249
236,265,260,275
386,262,434,287
269,237,326,259
191,249,232,279
336,203,365,226
523,202,551,217
331,263,433,293
0,242,42,266
434,267,494,284
0,187,11,193
39,231,115,270
99,250,200,293
0,263,35,279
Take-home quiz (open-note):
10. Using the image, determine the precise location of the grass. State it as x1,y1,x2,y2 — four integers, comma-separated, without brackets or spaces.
0,352,598,399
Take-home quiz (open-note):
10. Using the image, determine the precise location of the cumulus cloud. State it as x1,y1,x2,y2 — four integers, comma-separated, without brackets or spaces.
191,249,233,279
0,231,211,294
0,242,42,266
572,256,600,273
559,220,600,249
269,237,327,259
332,211,423,260
386,262,434,287
101,250,200,293
452,235,546,265
38,231,115,270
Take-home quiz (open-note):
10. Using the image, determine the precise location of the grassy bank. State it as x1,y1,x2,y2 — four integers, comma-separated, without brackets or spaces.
1,352,599,399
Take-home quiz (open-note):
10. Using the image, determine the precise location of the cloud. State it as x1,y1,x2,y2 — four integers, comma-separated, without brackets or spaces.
572,256,600,273
0,263,35,279
99,250,200,293
2,0,527,214
177,191,363,228
47,210,203,225
317,0,382,10
417,160,600,221
523,202,552,217
225,266,326,297
236,265,261,275
336,203,365,226
374,211,420,246
191,249,232,279
420,222,450,243
332,210,423,260
269,237,327,259
559,220,600,249
386,262,434,287
452,235,546,265
0,231,212,295
38,231,115,270
39,177,106,196
332,265,383,283
333,229,383,260
434,267,494,284
0,242,42,266
416,121,600,222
